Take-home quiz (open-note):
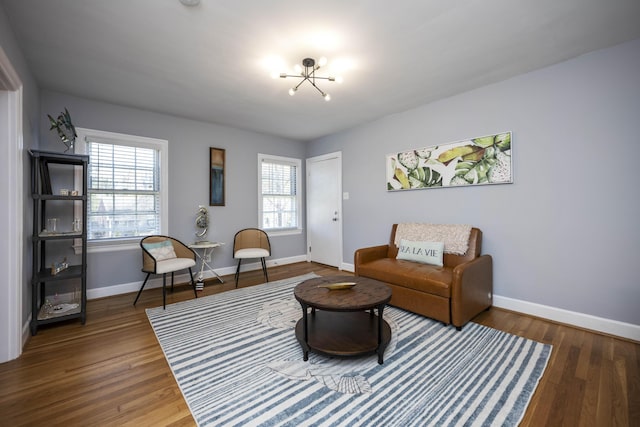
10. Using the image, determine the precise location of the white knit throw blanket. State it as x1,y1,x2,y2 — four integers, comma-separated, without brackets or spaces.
394,223,472,255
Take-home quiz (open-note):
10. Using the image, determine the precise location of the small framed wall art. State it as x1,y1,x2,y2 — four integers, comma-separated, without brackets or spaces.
210,147,225,206
386,131,512,191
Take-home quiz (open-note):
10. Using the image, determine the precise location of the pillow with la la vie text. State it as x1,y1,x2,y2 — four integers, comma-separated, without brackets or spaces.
142,240,177,261
396,239,444,266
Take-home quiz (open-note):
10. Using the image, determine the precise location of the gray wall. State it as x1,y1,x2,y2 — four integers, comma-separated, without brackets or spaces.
39,91,307,290
308,38,640,326
0,3,41,326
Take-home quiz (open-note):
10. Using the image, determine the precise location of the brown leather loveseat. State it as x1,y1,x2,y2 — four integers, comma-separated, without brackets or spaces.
354,224,493,330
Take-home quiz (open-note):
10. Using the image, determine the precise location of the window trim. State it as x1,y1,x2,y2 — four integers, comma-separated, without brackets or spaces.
74,128,169,253
258,153,302,236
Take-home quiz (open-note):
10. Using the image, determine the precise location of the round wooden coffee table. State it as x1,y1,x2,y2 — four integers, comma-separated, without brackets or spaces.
293,275,392,364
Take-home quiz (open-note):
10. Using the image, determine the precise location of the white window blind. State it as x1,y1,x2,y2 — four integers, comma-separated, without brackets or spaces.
86,141,161,240
259,154,301,231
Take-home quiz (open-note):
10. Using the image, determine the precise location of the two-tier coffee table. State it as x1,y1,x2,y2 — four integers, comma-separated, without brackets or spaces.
293,275,392,364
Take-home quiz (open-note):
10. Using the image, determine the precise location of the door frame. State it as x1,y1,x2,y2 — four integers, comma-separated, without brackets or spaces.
0,46,24,363
305,151,343,268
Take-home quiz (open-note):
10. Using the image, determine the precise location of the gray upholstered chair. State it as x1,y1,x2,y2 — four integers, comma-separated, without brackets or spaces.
233,228,271,287
134,235,198,309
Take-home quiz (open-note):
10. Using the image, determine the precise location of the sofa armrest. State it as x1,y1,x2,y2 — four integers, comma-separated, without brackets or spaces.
354,245,390,276
451,254,493,328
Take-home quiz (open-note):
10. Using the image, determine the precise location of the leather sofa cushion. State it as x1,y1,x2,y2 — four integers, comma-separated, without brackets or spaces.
356,258,452,298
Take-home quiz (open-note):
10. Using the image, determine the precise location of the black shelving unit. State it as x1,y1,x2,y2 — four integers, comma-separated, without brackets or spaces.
30,150,89,335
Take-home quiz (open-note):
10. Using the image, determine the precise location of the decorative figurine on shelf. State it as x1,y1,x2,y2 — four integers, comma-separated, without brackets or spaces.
195,205,209,240
51,257,69,275
47,108,77,152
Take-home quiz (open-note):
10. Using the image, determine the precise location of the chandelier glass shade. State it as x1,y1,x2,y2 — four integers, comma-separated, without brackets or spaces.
275,57,342,101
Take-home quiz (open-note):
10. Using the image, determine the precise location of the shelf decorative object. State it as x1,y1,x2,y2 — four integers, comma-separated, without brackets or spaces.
50,258,69,275
47,108,77,152
195,205,209,238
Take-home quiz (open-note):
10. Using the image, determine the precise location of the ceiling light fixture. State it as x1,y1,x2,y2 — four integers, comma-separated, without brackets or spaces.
179,0,200,6
275,57,342,101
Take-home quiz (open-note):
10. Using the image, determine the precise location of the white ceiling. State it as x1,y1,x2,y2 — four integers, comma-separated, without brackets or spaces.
3,0,640,141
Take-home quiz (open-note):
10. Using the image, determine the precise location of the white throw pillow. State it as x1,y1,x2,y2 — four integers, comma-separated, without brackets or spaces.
143,240,177,261
396,239,444,266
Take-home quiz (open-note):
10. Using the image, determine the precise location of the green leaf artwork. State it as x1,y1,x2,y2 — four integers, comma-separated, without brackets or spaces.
386,132,512,191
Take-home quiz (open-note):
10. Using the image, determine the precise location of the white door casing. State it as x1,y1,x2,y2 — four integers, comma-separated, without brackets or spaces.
306,152,342,268
0,45,24,363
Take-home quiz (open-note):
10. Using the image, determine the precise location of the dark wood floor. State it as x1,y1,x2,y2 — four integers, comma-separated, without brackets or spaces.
0,262,638,426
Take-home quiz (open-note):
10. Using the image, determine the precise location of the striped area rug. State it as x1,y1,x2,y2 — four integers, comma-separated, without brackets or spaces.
146,273,551,426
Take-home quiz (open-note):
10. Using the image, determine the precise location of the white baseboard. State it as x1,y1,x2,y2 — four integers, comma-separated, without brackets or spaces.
266,255,308,269
341,262,355,272
493,295,640,342
22,316,31,349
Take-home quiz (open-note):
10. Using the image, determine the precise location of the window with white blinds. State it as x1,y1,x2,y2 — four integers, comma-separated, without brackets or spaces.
87,142,160,240
259,154,302,233
75,128,168,244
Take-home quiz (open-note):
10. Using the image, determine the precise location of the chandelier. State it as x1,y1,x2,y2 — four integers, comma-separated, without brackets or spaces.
276,57,342,101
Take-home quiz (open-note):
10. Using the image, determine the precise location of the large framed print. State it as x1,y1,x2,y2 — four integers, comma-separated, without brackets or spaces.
210,147,225,206
387,131,512,191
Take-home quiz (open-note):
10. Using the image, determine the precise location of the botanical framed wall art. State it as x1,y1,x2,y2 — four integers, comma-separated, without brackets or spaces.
386,131,512,191
210,147,225,206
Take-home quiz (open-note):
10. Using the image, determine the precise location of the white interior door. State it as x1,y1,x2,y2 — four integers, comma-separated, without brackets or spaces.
306,152,342,268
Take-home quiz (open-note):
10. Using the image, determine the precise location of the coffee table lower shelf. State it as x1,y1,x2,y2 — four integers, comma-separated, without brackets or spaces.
295,310,391,364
